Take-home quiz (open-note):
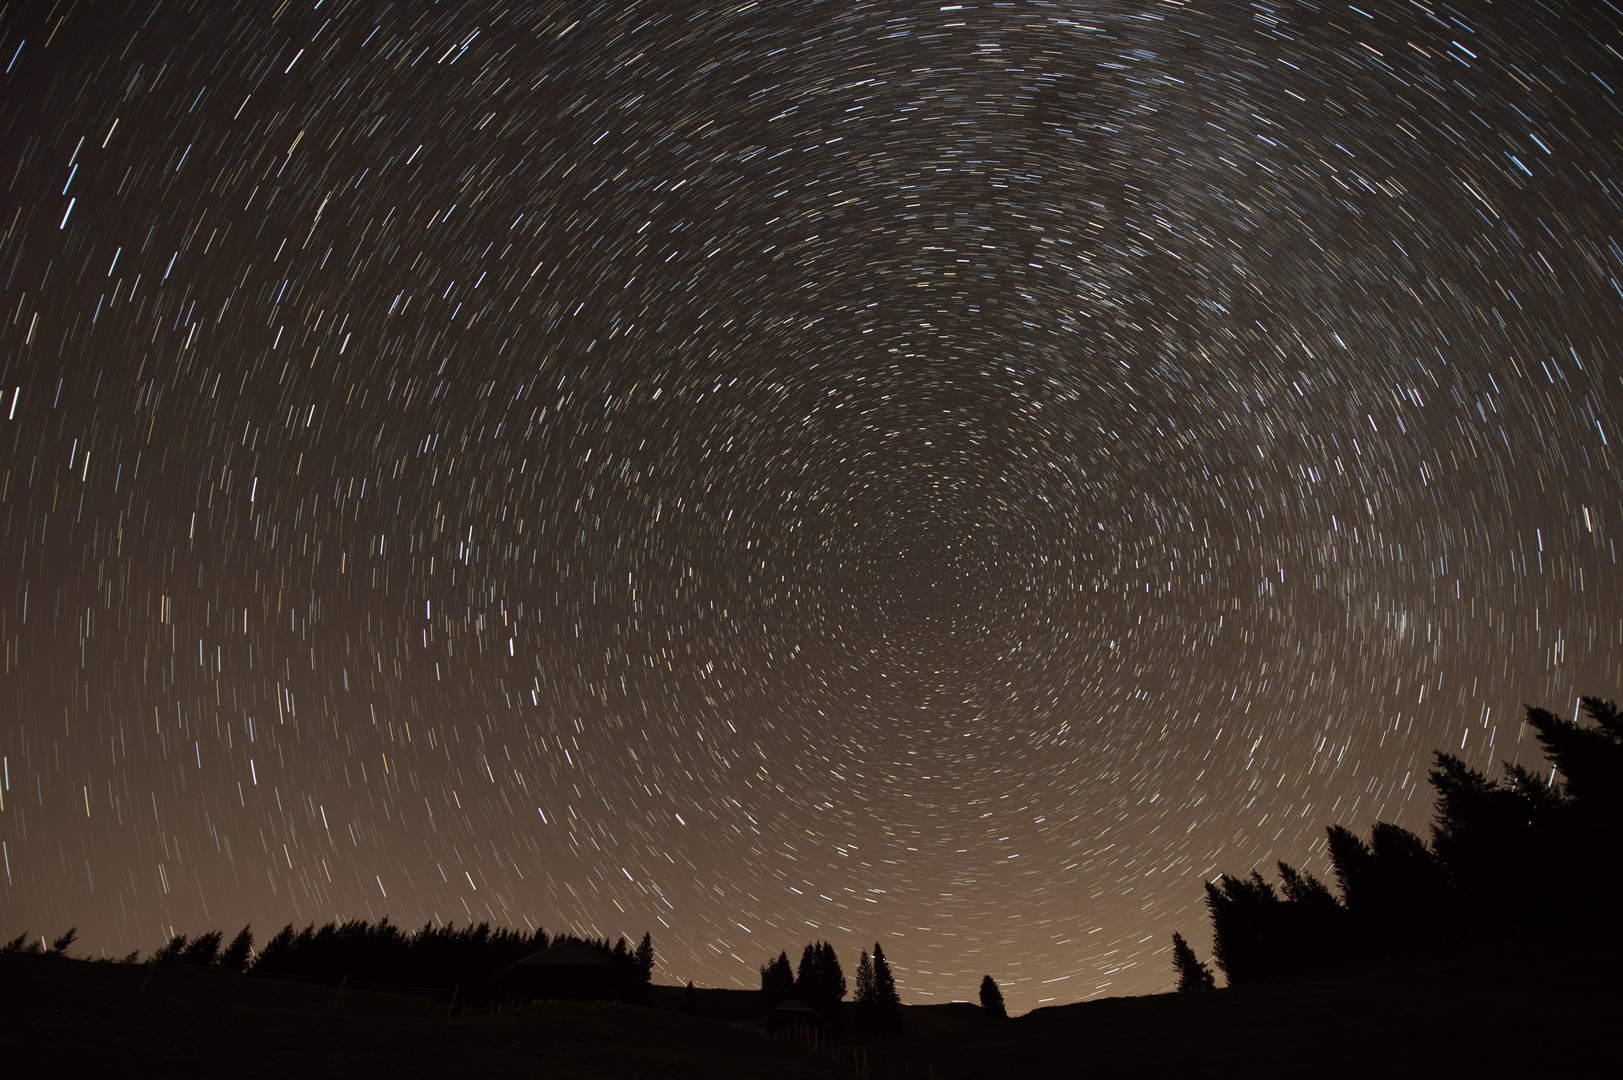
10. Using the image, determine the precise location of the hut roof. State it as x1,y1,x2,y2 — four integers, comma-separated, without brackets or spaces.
513,938,615,967
769,997,818,1013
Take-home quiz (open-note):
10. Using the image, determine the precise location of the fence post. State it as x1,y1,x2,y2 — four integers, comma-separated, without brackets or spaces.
332,973,348,1014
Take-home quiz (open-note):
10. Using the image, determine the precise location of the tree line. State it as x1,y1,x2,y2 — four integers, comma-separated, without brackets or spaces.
5,917,655,996
1173,697,1623,989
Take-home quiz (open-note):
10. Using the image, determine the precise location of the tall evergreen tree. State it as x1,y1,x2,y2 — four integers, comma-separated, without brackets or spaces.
854,950,875,1003
1274,861,1348,969
218,926,253,972
151,934,188,964
634,932,655,984
1204,871,1281,984
979,974,1008,1018
1170,932,1216,992
871,946,898,1007
251,925,296,973
853,949,877,1035
794,940,845,1022
180,930,223,967
853,943,900,1036
1429,751,1558,922
759,950,795,1012
48,928,77,956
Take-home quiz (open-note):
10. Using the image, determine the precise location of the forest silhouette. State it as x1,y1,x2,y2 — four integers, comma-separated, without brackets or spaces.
1176,696,1623,988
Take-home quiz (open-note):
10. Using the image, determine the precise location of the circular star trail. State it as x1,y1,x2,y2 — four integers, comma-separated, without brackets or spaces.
1,1,1620,1010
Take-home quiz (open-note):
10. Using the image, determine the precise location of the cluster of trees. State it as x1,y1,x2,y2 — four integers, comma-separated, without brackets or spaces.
4,916,656,997
852,943,902,1036
2,928,81,957
760,940,845,1019
758,939,905,1034
251,919,653,992
1175,697,1622,989
149,927,256,971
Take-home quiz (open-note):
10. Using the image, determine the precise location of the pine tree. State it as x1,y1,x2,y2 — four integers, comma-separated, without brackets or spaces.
1204,871,1281,984
634,932,655,984
151,934,188,964
979,974,1008,1018
853,949,877,1035
872,944,898,1010
759,950,794,1012
219,926,253,971
850,943,900,1036
681,980,699,1013
48,928,77,956
854,949,875,1003
180,930,223,966
1170,932,1215,992
250,925,297,974
794,940,845,1023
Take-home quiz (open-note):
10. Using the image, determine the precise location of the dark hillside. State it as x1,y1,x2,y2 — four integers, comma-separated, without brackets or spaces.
850,939,1621,1079
4,937,1616,1078
0,953,836,1080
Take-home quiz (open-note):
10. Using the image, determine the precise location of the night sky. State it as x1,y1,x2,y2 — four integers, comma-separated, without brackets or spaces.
2,0,1620,1011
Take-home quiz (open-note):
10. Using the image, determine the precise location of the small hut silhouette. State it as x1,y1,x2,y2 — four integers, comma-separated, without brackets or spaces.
483,937,636,1004
758,996,834,1044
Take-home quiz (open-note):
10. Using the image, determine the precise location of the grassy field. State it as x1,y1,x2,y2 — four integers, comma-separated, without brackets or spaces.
2,939,1617,1078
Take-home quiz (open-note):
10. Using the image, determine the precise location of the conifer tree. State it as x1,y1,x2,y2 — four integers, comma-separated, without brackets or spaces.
759,950,794,1012
151,934,188,964
180,930,223,966
794,940,845,1022
218,926,254,971
48,928,77,956
871,943,899,1021
854,949,875,1003
854,949,877,1035
1170,932,1215,992
634,932,655,984
979,974,1008,1018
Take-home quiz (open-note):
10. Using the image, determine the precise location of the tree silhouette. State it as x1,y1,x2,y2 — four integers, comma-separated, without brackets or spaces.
48,928,77,956
759,950,794,1012
680,980,699,1013
854,950,875,996
252,925,297,973
1170,932,1215,992
979,974,1008,1018
1430,751,1560,924
218,926,253,972
853,950,877,1035
794,940,845,1023
180,930,222,966
1204,871,1282,984
1275,860,1349,968
870,943,900,1035
152,934,188,964
852,943,901,1036
1198,694,1623,982
635,932,655,984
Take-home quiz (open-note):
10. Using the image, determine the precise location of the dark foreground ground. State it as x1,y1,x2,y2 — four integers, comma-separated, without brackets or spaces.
2,937,1617,1078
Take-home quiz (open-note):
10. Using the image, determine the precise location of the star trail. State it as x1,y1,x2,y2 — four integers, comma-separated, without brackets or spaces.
1,0,1621,1011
